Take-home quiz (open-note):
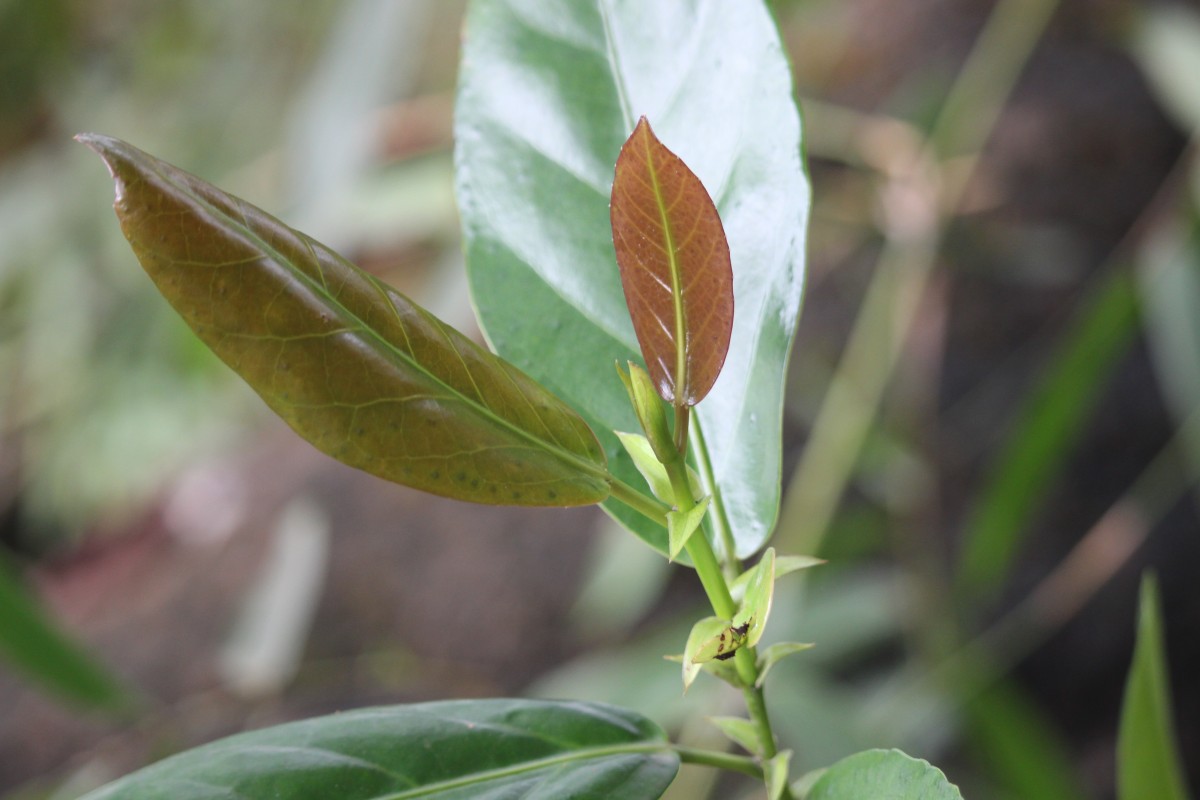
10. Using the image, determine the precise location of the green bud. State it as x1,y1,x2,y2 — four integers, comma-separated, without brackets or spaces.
617,361,675,462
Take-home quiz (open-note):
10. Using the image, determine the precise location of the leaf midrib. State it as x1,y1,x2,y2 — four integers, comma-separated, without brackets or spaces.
374,741,668,799
641,129,688,406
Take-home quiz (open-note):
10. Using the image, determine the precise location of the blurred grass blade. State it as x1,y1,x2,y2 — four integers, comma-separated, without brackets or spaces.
965,681,1087,800
1130,4,1200,133
0,555,130,712
611,117,734,408
80,134,610,508
1117,573,1191,800
1137,221,1200,493
958,267,1139,599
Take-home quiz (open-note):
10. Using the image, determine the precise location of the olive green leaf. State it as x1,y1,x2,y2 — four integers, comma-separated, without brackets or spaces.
80,134,609,507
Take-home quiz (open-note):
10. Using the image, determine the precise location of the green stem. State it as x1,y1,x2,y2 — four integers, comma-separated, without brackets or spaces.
664,452,736,619
618,398,790,794
674,745,763,780
608,476,670,526
739,670,778,759
664,449,790,796
674,403,690,455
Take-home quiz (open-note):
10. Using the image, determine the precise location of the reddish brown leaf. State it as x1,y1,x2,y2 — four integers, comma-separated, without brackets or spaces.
610,117,734,407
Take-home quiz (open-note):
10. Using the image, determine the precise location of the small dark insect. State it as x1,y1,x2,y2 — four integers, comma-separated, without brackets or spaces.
713,621,752,660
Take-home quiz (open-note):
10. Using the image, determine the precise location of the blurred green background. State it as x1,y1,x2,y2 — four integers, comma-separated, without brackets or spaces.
0,1,1197,798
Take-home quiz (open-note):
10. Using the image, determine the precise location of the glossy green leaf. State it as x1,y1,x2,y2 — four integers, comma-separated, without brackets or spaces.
80,134,609,508
80,699,679,800
1117,574,1191,800
611,116,733,407
708,716,761,755
0,556,130,712
456,0,809,557
806,749,963,800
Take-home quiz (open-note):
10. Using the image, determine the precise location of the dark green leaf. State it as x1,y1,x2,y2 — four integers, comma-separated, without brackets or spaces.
0,555,130,712
80,134,609,508
806,749,963,800
611,116,733,407
456,0,809,556
80,699,679,800
1117,574,1191,800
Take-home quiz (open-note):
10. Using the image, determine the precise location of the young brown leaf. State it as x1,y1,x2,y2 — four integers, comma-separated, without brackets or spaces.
610,117,733,407
79,134,610,507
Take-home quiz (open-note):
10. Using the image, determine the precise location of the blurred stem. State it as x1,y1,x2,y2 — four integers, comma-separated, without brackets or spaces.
780,0,1062,555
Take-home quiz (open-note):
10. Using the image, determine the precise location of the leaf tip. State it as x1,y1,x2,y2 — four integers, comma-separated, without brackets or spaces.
75,132,116,163
75,133,129,202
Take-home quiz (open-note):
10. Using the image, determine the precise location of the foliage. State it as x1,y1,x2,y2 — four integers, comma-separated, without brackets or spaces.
66,0,960,794
0,0,1195,797
1117,574,1191,800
